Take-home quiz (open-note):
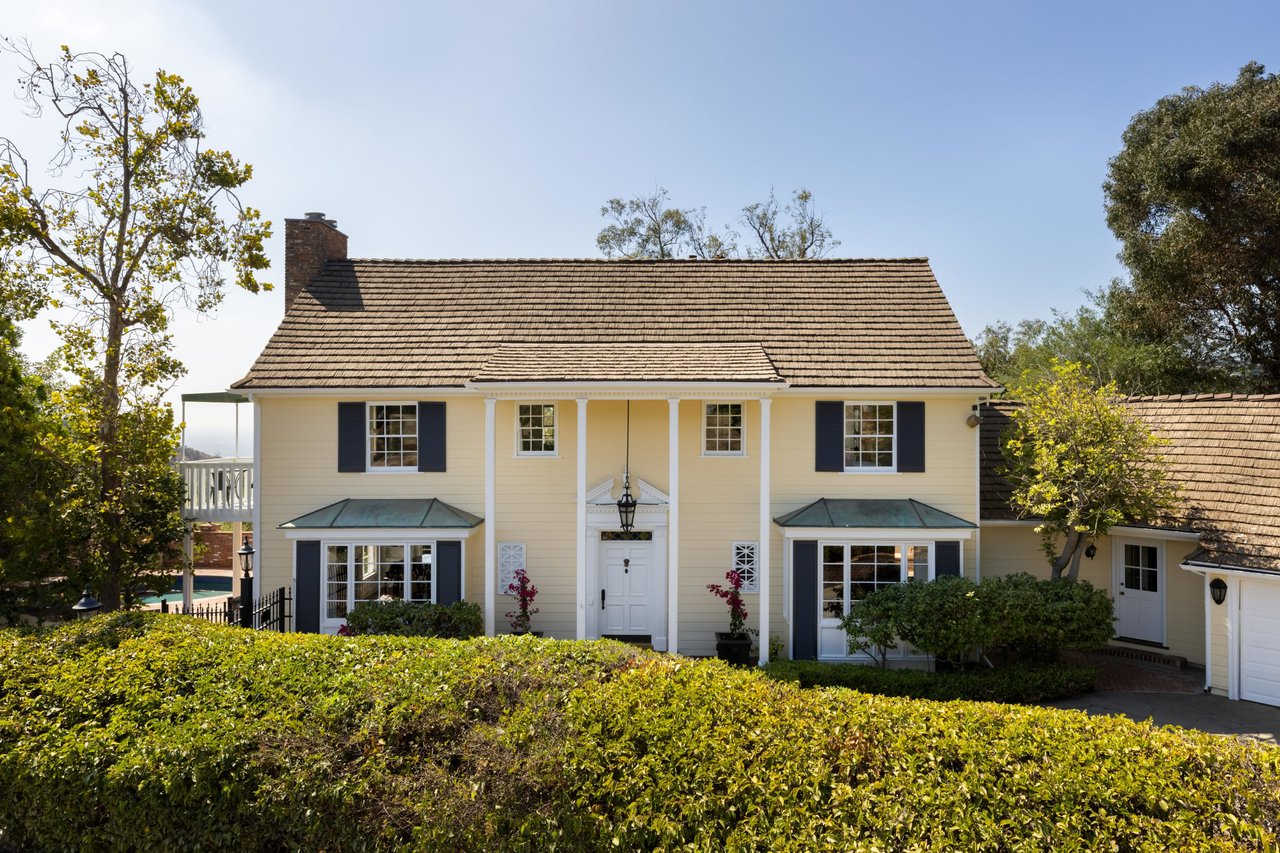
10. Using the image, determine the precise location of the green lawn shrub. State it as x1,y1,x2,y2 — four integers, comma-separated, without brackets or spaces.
346,599,483,637
762,658,1097,703
1,615,1277,851
841,573,1114,665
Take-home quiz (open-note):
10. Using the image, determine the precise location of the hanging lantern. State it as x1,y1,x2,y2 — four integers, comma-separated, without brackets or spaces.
616,400,637,533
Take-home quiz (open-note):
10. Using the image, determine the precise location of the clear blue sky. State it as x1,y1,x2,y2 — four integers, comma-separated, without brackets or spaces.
7,1,1279,452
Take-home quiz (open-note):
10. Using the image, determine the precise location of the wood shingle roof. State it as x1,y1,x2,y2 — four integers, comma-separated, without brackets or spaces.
981,395,1280,572
234,258,996,390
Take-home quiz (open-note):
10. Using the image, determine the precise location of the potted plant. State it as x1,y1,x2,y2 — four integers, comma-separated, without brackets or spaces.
708,569,752,665
505,568,541,636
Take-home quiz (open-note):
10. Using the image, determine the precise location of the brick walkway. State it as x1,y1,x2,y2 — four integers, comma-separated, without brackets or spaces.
1063,650,1204,694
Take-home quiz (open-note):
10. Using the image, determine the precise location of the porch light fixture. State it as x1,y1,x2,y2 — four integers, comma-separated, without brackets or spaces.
617,401,637,533
72,589,102,618
1084,543,1097,560
238,539,255,577
1210,578,1228,606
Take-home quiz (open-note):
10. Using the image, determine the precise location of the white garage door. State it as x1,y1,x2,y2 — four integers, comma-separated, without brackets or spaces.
1240,579,1280,707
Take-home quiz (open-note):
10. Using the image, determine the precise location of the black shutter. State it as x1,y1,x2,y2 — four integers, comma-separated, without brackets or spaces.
897,401,925,473
295,540,322,633
337,402,366,472
815,401,844,472
935,541,961,577
418,402,446,472
792,540,819,660
437,540,462,604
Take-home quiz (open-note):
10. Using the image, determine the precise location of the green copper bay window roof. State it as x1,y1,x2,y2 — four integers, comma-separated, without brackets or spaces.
279,498,483,529
774,498,976,529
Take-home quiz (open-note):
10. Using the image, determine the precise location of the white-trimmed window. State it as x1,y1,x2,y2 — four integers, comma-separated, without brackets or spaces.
517,403,557,455
325,542,433,619
369,403,418,469
844,403,894,470
704,402,745,455
498,541,526,592
732,541,759,593
821,543,929,618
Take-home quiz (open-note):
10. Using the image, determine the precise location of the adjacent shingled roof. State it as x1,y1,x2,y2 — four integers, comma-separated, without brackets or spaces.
472,342,783,383
981,395,1280,572
279,498,483,529
234,259,997,389
775,498,976,529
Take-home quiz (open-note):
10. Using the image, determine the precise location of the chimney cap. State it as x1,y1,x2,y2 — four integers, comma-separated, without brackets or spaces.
303,211,338,229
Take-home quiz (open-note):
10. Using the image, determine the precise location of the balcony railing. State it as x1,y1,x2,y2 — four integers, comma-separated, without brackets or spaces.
180,457,253,522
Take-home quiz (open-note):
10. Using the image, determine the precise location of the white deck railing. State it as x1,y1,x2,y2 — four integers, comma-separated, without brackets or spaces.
180,457,253,522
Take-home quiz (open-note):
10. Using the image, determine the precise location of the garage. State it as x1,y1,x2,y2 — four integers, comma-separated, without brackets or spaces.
1240,578,1280,707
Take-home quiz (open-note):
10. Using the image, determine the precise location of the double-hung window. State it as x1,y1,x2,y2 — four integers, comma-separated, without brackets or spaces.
325,542,434,619
369,403,418,469
704,403,745,455
517,403,557,455
844,403,895,470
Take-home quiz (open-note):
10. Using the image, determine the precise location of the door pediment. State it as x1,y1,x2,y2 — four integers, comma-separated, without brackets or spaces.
586,478,670,505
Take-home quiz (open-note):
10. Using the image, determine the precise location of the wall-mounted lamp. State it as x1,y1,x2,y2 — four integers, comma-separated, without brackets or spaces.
1084,543,1097,560
965,405,983,429
1210,578,1228,606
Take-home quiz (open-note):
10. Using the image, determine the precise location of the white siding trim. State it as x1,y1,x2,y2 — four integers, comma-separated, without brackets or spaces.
758,397,772,665
668,398,680,654
484,397,496,636
1228,577,1240,701
576,397,588,640
253,399,263,589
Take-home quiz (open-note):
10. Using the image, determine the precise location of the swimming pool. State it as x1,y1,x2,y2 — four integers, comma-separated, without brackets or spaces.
139,574,233,606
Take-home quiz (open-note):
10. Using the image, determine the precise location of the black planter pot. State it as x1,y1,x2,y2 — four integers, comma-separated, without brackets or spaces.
715,632,753,666
511,630,544,638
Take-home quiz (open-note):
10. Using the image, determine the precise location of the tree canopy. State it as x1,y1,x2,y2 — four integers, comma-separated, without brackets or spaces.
0,40,270,610
1001,361,1179,580
596,187,839,260
1104,61,1280,391
972,281,1246,395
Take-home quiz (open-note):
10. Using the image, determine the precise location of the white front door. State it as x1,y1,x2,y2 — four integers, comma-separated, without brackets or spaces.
600,536,653,637
1115,541,1164,644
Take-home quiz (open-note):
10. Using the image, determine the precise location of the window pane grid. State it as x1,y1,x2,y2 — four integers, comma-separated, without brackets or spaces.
328,541,437,623
822,543,931,622
844,403,894,469
369,404,418,468
518,404,556,454
705,403,744,454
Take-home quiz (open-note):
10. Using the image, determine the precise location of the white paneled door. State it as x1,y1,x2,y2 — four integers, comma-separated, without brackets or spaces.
1115,541,1164,644
601,537,652,637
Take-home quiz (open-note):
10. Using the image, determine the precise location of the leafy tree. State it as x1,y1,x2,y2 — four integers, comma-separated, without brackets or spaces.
1105,61,1280,391
1001,361,1179,580
972,281,1243,394
596,186,838,259
0,40,270,609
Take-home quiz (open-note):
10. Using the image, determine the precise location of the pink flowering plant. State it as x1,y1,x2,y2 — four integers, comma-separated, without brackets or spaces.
707,569,748,636
505,568,540,633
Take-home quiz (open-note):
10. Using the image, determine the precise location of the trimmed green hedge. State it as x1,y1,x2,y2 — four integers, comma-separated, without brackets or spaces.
345,599,483,637
762,659,1097,703
1,615,1278,851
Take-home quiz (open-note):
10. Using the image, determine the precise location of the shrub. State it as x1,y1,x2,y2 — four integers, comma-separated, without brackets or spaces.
1,615,1277,851
762,658,1097,703
842,573,1115,665
345,599,483,638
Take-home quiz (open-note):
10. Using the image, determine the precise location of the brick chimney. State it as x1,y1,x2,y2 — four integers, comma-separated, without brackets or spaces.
284,212,348,309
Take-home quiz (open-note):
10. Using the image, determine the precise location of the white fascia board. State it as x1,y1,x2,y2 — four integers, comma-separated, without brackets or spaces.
282,527,480,541
780,527,975,541
1178,562,1280,580
777,386,999,398
234,386,475,398
981,519,1201,542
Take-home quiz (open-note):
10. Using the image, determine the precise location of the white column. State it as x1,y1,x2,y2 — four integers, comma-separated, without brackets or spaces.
758,397,772,665
182,525,194,613
576,398,588,640
484,397,497,636
668,398,680,654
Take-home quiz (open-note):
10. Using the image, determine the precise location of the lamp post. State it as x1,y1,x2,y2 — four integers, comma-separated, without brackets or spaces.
71,589,102,619
238,539,255,628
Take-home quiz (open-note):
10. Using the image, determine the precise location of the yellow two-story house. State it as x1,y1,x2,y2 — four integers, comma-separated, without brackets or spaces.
232,212,999,662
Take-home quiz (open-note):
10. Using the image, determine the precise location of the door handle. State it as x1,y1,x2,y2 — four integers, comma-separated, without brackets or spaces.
600,589,606,610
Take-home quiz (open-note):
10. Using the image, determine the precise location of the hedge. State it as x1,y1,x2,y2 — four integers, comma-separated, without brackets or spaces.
763,659,1098,703
1,615,1278,851
345,599,483,638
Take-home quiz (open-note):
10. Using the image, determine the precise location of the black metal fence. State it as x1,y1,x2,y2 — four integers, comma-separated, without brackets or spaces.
162,586,292,632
